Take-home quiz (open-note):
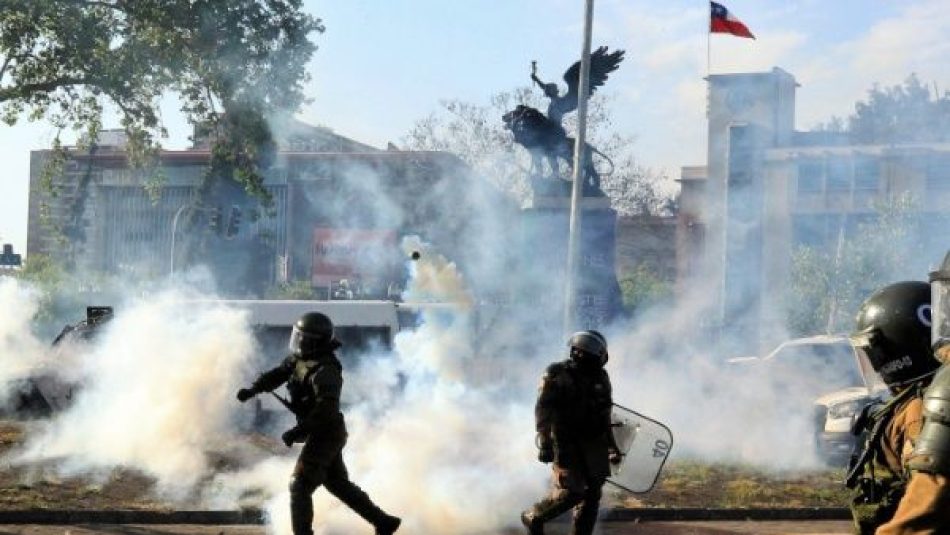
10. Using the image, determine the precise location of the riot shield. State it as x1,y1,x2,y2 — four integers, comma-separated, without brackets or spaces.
607,403,673,494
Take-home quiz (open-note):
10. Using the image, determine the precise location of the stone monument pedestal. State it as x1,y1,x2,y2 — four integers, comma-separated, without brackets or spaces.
518,194,623,332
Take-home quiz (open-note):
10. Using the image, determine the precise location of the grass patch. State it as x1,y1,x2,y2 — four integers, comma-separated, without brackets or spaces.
607,459,851,508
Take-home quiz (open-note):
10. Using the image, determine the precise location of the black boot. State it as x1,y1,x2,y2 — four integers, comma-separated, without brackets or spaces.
375,514,401,535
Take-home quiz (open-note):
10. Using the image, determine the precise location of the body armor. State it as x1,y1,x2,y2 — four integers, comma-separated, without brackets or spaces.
253,352,344,436
908,364,950,475
846,387,921,534
537,360,615,473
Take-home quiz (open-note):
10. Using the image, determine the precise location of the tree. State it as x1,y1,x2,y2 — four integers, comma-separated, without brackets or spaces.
819,74,950,144
618,263,673,316
787,194,924,335
403,88,674,216
0,0,323,197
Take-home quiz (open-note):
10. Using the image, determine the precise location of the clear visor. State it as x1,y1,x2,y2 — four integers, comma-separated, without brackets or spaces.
849,329,888,372
288,326,307,353
288,325,331,353
932,280,950,350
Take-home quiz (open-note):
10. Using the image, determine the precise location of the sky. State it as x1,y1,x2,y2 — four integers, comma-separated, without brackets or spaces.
2,0,949,255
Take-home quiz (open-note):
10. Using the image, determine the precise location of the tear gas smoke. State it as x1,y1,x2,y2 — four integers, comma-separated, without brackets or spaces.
0,278,50,400
8,287,259,496
10,73,944,531
212,241,548,534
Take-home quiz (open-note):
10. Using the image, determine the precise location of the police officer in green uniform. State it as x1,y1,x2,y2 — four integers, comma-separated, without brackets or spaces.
846,282,940,535
237,312,401,535
521,330,622,535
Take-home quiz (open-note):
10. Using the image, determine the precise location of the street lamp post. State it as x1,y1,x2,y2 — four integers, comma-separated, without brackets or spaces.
169,204,237,275
169,204,190,275
563,0,596,336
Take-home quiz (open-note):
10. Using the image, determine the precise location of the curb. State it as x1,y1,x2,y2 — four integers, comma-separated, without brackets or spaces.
0,510,266,525
0,507,853,525
603,507,852,522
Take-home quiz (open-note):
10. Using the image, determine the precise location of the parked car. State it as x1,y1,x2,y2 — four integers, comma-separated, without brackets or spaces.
730,334,888,464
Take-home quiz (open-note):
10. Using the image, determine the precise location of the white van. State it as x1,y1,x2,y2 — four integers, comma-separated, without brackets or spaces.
730,334,888,464
209,299,402,359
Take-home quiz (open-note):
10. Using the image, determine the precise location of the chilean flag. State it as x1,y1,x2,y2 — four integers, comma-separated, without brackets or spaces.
710,2,755,39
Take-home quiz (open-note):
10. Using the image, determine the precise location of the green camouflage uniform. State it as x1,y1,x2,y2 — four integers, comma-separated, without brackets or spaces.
251,349,397,535
524,358,617,535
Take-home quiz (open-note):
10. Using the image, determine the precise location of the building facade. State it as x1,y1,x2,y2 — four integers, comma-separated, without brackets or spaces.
27,123,486,297
678,67,950,354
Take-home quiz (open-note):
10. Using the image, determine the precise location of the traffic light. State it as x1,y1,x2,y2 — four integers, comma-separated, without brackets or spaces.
208,206,222,234
225,205,242,238
0,244,21,267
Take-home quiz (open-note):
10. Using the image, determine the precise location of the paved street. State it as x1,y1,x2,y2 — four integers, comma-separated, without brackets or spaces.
0,520,854,535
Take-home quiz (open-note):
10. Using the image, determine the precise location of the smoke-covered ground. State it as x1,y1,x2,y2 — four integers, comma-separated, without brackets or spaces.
0,239,837,535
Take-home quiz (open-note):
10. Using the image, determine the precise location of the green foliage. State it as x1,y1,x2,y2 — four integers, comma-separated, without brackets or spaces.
10,254,67,324
10,253,164,332
823,74,950,144
618,263,672,316
787,194,923,335
266,279,315,300
0,0,323,197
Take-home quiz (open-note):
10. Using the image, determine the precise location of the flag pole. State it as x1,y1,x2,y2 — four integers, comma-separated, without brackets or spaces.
564,0,595,336
706,3,711,116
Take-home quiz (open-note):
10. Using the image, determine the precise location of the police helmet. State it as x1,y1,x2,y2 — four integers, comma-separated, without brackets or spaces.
288,312,334,355
568,330,609,367
851,281,938,388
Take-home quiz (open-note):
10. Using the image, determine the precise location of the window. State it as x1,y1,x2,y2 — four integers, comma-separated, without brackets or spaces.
854,158,880,191
927,156,950,190
798,161,823,193
826,159,851,191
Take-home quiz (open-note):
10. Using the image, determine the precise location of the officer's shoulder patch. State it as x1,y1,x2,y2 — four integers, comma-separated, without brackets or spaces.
544,362,567,378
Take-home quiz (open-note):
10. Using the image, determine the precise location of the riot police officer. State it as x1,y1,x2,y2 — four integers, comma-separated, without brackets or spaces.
236,312,401,535
846,281,940,535
875,258,950,534
521,330,622,535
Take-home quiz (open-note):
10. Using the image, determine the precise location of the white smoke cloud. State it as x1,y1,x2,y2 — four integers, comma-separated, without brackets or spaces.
204,243,548,534
0,278,48,384
11,287,259,496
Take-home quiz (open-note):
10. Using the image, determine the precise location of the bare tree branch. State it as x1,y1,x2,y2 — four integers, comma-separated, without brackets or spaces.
0,56,12,82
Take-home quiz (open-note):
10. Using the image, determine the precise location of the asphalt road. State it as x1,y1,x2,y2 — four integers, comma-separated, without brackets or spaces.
0,521,854,535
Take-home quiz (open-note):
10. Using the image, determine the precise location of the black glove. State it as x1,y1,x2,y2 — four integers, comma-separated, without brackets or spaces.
281,426,305,447
538,439,554,464
609,448,623,465
236,387,256,403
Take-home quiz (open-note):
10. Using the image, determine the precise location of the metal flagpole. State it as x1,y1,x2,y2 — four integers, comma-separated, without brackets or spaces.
563,0,596,336
706,2,712,117
707,0,712,77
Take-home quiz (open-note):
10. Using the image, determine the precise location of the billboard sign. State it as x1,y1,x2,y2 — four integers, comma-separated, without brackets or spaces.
311,228,398,288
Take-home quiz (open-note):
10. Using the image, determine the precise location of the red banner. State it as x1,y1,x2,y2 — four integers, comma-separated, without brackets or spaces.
311,228,398,287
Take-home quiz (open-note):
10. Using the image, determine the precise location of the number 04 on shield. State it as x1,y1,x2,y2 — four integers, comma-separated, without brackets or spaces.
608,403,673,493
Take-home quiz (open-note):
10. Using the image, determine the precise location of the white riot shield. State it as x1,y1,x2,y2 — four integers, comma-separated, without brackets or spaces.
607,403,673,494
